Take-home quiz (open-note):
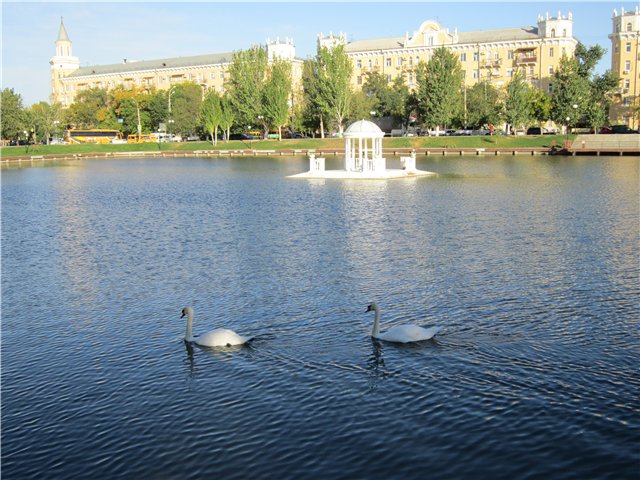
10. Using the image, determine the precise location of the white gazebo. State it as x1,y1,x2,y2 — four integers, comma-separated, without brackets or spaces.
288,120,435,179
344,120,386,174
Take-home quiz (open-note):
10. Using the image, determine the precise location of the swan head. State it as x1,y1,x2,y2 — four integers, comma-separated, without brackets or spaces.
366,303,379,313
181,306,193,318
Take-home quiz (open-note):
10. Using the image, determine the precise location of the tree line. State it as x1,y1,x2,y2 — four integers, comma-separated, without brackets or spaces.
1,42,624,144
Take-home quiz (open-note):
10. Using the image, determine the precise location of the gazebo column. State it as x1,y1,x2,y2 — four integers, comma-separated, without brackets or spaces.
345,138,351,171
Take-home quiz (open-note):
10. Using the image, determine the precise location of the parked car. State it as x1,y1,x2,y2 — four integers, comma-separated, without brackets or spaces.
598,127,613,134
526,127,542,135
610,125,639,134
229,133,251,140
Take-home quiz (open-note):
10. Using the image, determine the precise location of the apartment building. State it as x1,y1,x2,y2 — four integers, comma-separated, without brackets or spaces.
608,6,640,128
319,12,577,94
50,19,302,107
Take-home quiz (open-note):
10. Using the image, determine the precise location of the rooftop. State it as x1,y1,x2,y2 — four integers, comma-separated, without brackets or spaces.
345,26,541,53
67,52,234,78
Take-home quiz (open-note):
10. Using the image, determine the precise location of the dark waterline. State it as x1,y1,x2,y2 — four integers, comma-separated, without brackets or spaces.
2,156,639,479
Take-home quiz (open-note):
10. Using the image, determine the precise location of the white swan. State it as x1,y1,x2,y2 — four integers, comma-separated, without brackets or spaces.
366,303,442,343
180,307,251,347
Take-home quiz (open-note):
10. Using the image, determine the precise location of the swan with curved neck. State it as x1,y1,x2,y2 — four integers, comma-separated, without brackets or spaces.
181,307,251,347
366,302,442,343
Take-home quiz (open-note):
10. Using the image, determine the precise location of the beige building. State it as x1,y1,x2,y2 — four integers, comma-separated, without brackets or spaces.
608,6,640,128
50,19,303,107
320,12,577,94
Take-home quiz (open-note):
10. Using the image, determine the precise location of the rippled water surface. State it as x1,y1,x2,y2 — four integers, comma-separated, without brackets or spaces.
2,156,639,479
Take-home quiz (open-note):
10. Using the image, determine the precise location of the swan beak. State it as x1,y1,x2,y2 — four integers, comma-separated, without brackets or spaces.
366,305,373,312
180,311,186,318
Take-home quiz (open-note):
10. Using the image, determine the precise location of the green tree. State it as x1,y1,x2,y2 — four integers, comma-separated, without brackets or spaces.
550,56,590,131
0,88,26,141
415,47,463,134
64,87,109,129
529,88,552,129
503,72,532,133
587,70,618,132
29,101,63,144
147,90,169,132
314,44,353,135
362,73,411,127
301,58,327,137
200,90,223,144
219,94,235,142
262,58,292,140
226,46,268,132
550,44,617,133
170,82,203,137
462,81,501,128
347,90,376,123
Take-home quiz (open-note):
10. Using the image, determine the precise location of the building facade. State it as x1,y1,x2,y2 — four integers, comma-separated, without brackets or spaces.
50,20,303,107
608,6,640,128
319,12,577,94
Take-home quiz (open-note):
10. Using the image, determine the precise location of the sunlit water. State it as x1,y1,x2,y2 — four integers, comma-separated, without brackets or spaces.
2,155,639,479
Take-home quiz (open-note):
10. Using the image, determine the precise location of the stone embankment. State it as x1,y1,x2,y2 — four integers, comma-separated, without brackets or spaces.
1,136,637,168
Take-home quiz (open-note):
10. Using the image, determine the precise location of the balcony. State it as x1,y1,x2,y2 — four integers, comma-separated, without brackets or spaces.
481,59,503,68
515,55,537,65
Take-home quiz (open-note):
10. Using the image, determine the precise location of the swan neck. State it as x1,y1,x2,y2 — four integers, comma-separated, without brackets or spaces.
372,306,381,338
185,311,194,342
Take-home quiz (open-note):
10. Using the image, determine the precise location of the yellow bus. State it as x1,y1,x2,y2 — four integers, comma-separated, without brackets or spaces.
127,133,157,143
65,129,122,144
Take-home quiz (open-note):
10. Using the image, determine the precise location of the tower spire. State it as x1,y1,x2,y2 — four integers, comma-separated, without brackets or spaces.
57,16,70,42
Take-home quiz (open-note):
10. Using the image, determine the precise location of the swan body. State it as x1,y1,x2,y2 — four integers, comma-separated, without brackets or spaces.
366,303,442,343
181,307,251,347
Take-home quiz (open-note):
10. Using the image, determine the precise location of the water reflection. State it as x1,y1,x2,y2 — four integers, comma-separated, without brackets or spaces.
367,338,387,390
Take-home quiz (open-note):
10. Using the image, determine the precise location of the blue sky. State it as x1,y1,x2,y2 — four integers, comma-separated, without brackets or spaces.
1,1,633,106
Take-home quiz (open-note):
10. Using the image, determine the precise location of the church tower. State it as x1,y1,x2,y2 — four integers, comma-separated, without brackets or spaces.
50,18,79,106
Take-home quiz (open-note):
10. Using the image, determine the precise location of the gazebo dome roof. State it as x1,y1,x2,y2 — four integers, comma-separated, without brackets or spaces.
344,120,384,138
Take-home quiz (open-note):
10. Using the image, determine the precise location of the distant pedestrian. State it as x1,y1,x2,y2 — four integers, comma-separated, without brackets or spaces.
489,124,494,136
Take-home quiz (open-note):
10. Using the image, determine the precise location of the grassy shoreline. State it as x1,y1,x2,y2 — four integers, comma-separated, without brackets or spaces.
1,135,571,158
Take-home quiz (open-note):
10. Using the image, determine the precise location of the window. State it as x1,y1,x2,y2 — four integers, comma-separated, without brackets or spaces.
357,75,362,85
473,52,479,62
386,74,392,83
626,42,632,53
627,22,632,32
507,68,513,78
368,59,372,69
623,97,631,106
624,79,630,89
460,52,467,62
386,58,391,67
563,29,567,37
408,73,413,84
508,50,514,60
549,66,554,75
548,83,553,93
397,57,403,67
409,56,413,66
549,47,554,57
472,70,479,79
219,72,224,79
625,60,631,72
551,28,556,38
210,72,216,80
529,66,534,76
356,59,362,69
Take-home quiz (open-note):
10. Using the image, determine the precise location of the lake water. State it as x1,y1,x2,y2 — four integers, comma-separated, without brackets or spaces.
2,155,639,479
